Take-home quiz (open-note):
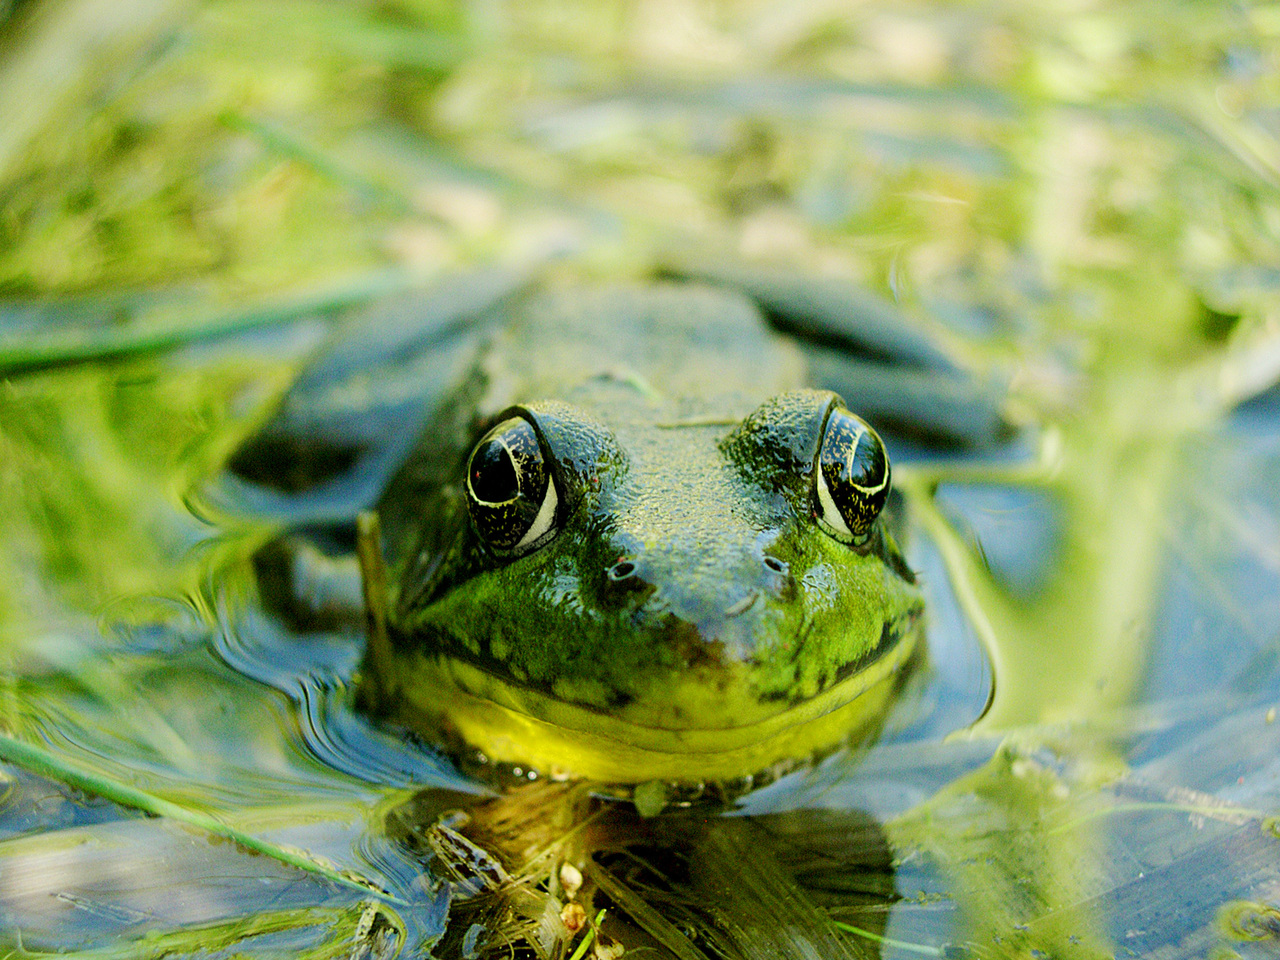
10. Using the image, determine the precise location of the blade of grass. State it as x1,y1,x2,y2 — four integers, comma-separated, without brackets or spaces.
832,921,943,956
0,730,406,906
0,902,378,960
567,909,606,960
585,863,710,960
0,269,416,377
0,0,196,180
221,111,413,214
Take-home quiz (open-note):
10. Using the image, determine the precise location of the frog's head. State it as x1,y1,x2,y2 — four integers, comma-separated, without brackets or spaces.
376,388,923,787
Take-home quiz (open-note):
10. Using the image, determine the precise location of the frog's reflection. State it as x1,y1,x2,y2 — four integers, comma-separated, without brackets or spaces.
386,782,894,960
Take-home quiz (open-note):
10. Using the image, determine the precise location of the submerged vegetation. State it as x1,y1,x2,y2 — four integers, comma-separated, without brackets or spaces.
1,0,1279,957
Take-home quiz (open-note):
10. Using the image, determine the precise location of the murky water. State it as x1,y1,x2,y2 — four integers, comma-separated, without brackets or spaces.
2,1,1279,957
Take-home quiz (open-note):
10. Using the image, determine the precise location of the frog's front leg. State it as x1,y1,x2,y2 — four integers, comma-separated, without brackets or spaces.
221,266,530,524
217,266,531,629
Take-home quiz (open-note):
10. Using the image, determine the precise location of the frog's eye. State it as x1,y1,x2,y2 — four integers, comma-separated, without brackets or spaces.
465,417,559,553
814,407,890,545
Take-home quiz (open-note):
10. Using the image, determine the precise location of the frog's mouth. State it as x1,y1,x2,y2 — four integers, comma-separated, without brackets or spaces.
373,613,923,786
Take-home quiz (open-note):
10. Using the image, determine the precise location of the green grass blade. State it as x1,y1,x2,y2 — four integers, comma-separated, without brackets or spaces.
567,909,606,960
221,111,413,213
833,921,943,956
0,731,406,905
0,269,416,376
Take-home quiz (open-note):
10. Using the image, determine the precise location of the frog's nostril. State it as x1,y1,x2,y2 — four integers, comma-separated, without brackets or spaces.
760,554,795,600
608,559,638,581
600,556,654,612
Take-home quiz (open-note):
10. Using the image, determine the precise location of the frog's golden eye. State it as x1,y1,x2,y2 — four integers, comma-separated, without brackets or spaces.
814,407,889,545
466,417,559,553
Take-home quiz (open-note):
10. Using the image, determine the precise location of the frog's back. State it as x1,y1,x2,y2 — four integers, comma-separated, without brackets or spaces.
476,283,807,417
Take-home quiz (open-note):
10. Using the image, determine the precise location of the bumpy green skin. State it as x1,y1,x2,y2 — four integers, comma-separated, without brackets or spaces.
366,284,923,776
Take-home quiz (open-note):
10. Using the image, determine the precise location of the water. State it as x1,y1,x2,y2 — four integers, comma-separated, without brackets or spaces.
1,1,1279,957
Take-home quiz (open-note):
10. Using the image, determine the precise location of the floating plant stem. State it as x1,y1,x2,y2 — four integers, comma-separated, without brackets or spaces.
0,270,416,377
567,909,607,960
0,731,406,905
833,921,943,956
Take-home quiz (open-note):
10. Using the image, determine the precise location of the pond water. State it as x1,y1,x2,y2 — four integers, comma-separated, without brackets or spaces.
1,1,1279,957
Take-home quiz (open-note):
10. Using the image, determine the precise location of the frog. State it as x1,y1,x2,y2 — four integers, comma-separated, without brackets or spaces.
224,258,1007,796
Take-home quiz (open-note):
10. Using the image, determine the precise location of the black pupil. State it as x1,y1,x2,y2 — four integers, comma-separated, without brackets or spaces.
849,433,883,488
471,440,520,503
824,412,883,490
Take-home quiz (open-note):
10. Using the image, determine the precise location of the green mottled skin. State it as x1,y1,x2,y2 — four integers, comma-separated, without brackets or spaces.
368,284,923,747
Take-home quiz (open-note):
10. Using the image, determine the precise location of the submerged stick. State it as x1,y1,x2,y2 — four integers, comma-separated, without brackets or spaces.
357,509,394,715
